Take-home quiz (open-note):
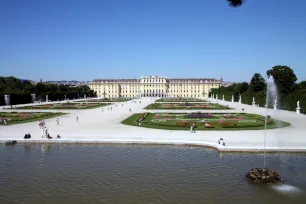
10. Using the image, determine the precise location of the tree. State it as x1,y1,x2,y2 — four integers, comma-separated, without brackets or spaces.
297,81,306,90
267,65,297,94
228,0,244,7
249,73,266,92
233,82,249,94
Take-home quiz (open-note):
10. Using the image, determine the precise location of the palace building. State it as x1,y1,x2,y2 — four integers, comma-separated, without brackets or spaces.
89,76,222,98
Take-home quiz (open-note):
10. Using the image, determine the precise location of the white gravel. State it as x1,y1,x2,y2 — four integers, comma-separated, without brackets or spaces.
1,97,305,152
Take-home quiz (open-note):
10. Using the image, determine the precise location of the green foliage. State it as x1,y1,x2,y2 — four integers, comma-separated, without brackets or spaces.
0,76,97,105
228,0,244,7
211,65,305,113
249,73,266,92
267,65,297,94
210,82,249,101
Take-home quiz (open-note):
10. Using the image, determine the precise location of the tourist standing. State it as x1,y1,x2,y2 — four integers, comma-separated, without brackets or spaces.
76,116,79,122
45,126,48,137
56,118,59,125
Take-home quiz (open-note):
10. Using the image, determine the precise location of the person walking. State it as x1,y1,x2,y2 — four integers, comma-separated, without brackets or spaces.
56,118,59,125
76,116,79,122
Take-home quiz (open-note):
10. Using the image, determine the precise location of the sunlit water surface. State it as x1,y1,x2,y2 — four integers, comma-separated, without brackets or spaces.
1,144,306,204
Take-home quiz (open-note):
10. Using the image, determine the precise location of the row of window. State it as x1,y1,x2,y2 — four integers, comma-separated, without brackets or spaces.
142,79,166,83
91,84,220,89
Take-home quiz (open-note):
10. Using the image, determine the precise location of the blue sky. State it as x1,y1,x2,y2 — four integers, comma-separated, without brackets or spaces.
1,0,306,82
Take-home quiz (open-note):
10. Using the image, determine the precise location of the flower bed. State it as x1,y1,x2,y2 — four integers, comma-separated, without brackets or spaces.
187,113,213,118
122,112,289,130
137,112,149,122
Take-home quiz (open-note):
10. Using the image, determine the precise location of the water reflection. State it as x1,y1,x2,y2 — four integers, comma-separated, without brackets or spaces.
41,144,52,155
0,144,306,204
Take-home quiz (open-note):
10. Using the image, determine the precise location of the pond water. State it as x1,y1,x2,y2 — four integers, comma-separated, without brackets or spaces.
1,144,306,204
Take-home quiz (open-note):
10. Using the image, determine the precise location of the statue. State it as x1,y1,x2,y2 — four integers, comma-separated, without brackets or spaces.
231,95,234,102
296,101,301,114
239,95,242,104
252,97,256,106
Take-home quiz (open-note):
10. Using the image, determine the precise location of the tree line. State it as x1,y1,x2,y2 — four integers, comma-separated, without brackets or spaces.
0,76,96,105
210,66,306,113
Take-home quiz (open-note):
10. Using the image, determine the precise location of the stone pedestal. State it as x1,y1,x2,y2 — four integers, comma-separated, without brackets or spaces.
246,168,282,184
296,107,301,114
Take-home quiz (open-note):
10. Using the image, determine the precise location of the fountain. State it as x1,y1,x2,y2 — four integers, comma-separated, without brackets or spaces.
238,95,242,104
296,101,301,114
246,76,283,184
216,94,218,100
31,94,36,103
46,95,48,102
222,95,225,101
274,97,278,110
252,97,256,106
4,95,10,105
231,95,234,102
84,94,87,99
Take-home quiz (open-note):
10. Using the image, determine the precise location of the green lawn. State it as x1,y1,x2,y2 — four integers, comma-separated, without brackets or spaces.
155,97,207,102
14,103,111,110
122,112,290,130
0,112,67,125
144,103,231,110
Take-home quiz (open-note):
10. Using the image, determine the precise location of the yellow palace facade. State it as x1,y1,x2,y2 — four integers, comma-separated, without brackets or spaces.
89,76,222,98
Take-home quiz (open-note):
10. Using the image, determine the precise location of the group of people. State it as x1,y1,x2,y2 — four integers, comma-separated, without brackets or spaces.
218,138,226,146
24,133,31,139
39,120,54,139
101,103,133,112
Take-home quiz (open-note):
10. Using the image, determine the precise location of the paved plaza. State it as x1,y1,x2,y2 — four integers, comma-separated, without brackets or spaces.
1,98,306,152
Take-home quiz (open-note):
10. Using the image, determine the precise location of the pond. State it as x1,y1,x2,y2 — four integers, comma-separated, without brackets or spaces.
0,144,306,204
